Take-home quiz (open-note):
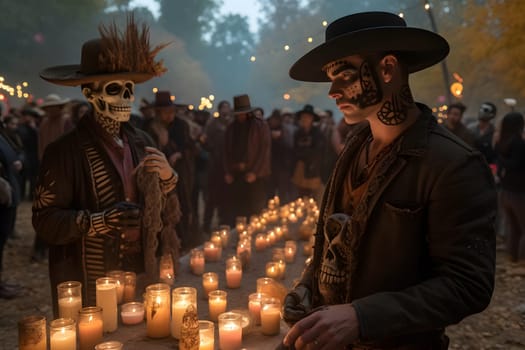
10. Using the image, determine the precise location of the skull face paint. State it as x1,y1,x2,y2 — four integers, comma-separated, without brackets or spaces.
84,80,135,122
325,56,382,122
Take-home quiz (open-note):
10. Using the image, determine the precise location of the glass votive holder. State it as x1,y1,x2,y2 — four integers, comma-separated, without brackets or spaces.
120,302,144,325
284,241,297,263
267,230,277,245
106,270,125,304
145,283,171,338
171,287,198,339
202,272,219,298
208,290,228,322
203,241,222,262
255,233,267,251
94,340,123,349
273,258,286,280
261,297,281,335
95,277,118,333
18,315,47,350
218,312,242,350
57,281,82,323
199,320,215,350
50,318,76,349
256,277,274,294
190,249,205,275
210,230,223,247
225,258,242,289
235,216,247,232
219,224,231,247
248,292,269,325
265,261,281,279
159,253,175,286
123,271,136,303
78,306,103,350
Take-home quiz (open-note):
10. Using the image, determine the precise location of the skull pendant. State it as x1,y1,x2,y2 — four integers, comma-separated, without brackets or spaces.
320,213,351,285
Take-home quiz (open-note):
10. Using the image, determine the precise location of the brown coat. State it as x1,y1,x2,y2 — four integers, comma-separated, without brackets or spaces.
303,104,496,348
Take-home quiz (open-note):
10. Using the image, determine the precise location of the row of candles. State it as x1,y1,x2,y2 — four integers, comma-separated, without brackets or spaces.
19,196,319,350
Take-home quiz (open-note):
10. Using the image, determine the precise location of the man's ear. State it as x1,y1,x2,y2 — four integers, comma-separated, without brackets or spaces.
82,86,93,101
379,54,399,84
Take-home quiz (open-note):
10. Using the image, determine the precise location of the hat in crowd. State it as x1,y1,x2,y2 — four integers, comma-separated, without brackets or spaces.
289,11,450,82
153,91,175,109
39,94,70,108
233,94,255,114
296,104,320,122
40,16,168,87
478,102,497,121
21,107,45,119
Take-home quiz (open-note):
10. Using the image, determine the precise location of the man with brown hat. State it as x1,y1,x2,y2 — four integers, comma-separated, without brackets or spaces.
282,12,496,349
34,16,180,315
223,94,271,224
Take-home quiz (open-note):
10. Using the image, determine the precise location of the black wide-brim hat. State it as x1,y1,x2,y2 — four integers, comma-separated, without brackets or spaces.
289,12,450,82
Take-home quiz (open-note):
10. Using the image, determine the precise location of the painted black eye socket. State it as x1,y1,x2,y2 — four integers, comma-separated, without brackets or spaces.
105,83,122,95
125,82,134,95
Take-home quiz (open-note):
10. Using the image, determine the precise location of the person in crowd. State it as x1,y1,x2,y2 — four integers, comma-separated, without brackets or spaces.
223,94,271,224
151,91,200,251
469,101,498,164
17,108,42,200
0,121,23,298
291,105,325,203
202,100,231,232
444,102,474,146
37,94,73,161
282,12,496,349
494,112,525,262
319,108,339,184
192,110,210,228
253,107,265,120
34,17,180,316
266,109,295,203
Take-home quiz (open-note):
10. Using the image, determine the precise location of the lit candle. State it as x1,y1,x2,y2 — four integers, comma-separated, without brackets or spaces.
236,240,251,267
219,225,230,247
208,290,227,322
219,312,242,350
171,287,197,339
202,272,219,298
203,241,221,262
261,298,281,335
106,270,125,304
267,230,277,246
95,277,118,333
199,320,214,350
78,307,103,350
120,302,144,325
190,249,205,275
145,283,171,338
235,216,247,233
57,281,82,323
210,230,223,246
123,271,136,303
256,277,274,296
50,318,76,350
284,241,297,263
18,316,47,350
225,259,242,289
248,292,268,325
274,259,286,279
255,233,267,251
265,262,280,279
94,341,123,349
159,254,175,286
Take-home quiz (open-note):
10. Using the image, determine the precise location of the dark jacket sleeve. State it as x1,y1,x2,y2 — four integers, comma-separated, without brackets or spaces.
352,152,496,340
32,138,84,245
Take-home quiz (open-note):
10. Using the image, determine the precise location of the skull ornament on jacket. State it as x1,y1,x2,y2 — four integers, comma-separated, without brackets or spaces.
320,213,351,285
82,80,135,122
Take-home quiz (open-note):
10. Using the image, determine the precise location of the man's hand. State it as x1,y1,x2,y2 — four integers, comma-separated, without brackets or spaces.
245,172,256,183
283,304,360,350
88,201,141,236
283,285,312,326
142,147,173,180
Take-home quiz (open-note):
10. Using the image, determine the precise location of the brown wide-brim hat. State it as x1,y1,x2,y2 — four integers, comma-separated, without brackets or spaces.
289,12,449,82
233,94,256,114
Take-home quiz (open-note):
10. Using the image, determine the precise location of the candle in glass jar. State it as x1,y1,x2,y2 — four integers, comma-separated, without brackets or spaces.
106,270,124,304
190,249,205,275
203,241,221,262
219,225,230,247
120,302,144,325
210,230,223,247
218,312,242,350
199,320,214,350
265,262,280,279
261,298,281,335
159,254,175,286
96,277,118,333
57,281,82,322
267,230,277,245
284,241,297,263
123,271,136,303
50,318,76,350
145,283,171,338
225,259,242,289
255,233,267,251
171,287,197,339
208,290,227,322
78,307,103,350
202,272,219,297
18,315,47,350
248,293,268,325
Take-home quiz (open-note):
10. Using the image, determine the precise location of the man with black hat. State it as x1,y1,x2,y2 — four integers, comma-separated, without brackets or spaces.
223,94,271,225
282,12,496,349
469,101,498,164
34,17,180,315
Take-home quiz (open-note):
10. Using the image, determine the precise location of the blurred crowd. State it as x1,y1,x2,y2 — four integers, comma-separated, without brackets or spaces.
0,91,524,299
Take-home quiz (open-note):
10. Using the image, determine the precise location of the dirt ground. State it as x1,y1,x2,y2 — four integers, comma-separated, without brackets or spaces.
0,201,523,349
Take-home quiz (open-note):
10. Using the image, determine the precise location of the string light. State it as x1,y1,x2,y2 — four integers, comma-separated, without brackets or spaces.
307,37,313,43
424,3,431,11
209,94,215,101
284,45,290,51
283,93,291,100
322,20,328,27
188,105,194,110
213,112,219,118
250,55,256,62
398,12,404,18
170,95,176,101
152,87,158,93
